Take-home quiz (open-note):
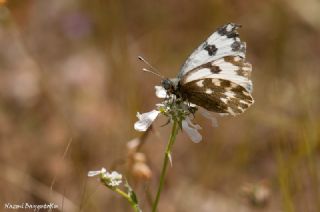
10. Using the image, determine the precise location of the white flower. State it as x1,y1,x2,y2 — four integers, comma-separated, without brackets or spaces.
199,108,218,128
182,116,202,143
134,85,208,143
88,168,122,187
134,110,160,131
155,86,167,98
88,167,107,177
105,171,123,187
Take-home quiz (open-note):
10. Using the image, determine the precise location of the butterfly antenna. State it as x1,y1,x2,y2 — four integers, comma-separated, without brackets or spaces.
138,56,164,79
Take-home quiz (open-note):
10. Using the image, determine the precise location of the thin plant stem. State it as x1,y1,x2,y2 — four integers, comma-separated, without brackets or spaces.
152,120,179,212
114,188,140,212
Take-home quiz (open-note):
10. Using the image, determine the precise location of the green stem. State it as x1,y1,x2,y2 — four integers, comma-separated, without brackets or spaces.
114,188,140,212
152,120,179,212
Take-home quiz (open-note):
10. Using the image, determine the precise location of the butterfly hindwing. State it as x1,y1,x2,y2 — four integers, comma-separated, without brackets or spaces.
178,23,246,78
179,78,254,115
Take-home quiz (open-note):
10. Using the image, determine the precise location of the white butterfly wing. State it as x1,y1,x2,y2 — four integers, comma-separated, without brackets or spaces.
178,23,246,78
181,56,253,93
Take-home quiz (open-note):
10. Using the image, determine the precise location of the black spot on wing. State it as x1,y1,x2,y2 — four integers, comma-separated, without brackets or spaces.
226,31,239,39
199,63,222,74
204,44,217,56
217,23,241,38
231,41,241,51
231,41,246,53
210,65,222,74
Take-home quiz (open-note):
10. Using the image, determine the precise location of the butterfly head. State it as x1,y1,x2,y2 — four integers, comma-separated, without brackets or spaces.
161,78,173,90
161,78,179,96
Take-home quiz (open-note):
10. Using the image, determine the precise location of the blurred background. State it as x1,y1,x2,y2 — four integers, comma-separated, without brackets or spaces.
1,0,320,211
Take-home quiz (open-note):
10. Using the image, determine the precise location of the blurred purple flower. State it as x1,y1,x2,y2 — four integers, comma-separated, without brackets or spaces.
62,12,92,40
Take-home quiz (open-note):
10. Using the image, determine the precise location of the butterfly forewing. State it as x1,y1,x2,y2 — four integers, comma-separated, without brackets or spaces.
178,23,246,78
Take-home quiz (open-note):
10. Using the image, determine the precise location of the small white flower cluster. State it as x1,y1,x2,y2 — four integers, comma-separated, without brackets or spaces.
88,168,122,187
134,86,218,143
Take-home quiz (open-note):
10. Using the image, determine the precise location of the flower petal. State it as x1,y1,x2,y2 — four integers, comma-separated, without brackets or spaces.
155,86,167,98
182,117,202,143
88,168,107,177
134,110,160,131
186,116,202,130
199,108,218,127
108,171,122,180
106,171,123,187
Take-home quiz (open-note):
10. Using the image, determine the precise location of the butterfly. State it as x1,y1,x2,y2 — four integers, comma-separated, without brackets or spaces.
160,23,254,116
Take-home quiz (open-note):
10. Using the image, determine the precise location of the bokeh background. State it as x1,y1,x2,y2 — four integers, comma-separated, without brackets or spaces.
1,0,320,211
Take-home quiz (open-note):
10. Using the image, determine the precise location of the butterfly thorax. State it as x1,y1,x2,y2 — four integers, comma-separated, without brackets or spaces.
161,78,198,116
161,78,182,98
